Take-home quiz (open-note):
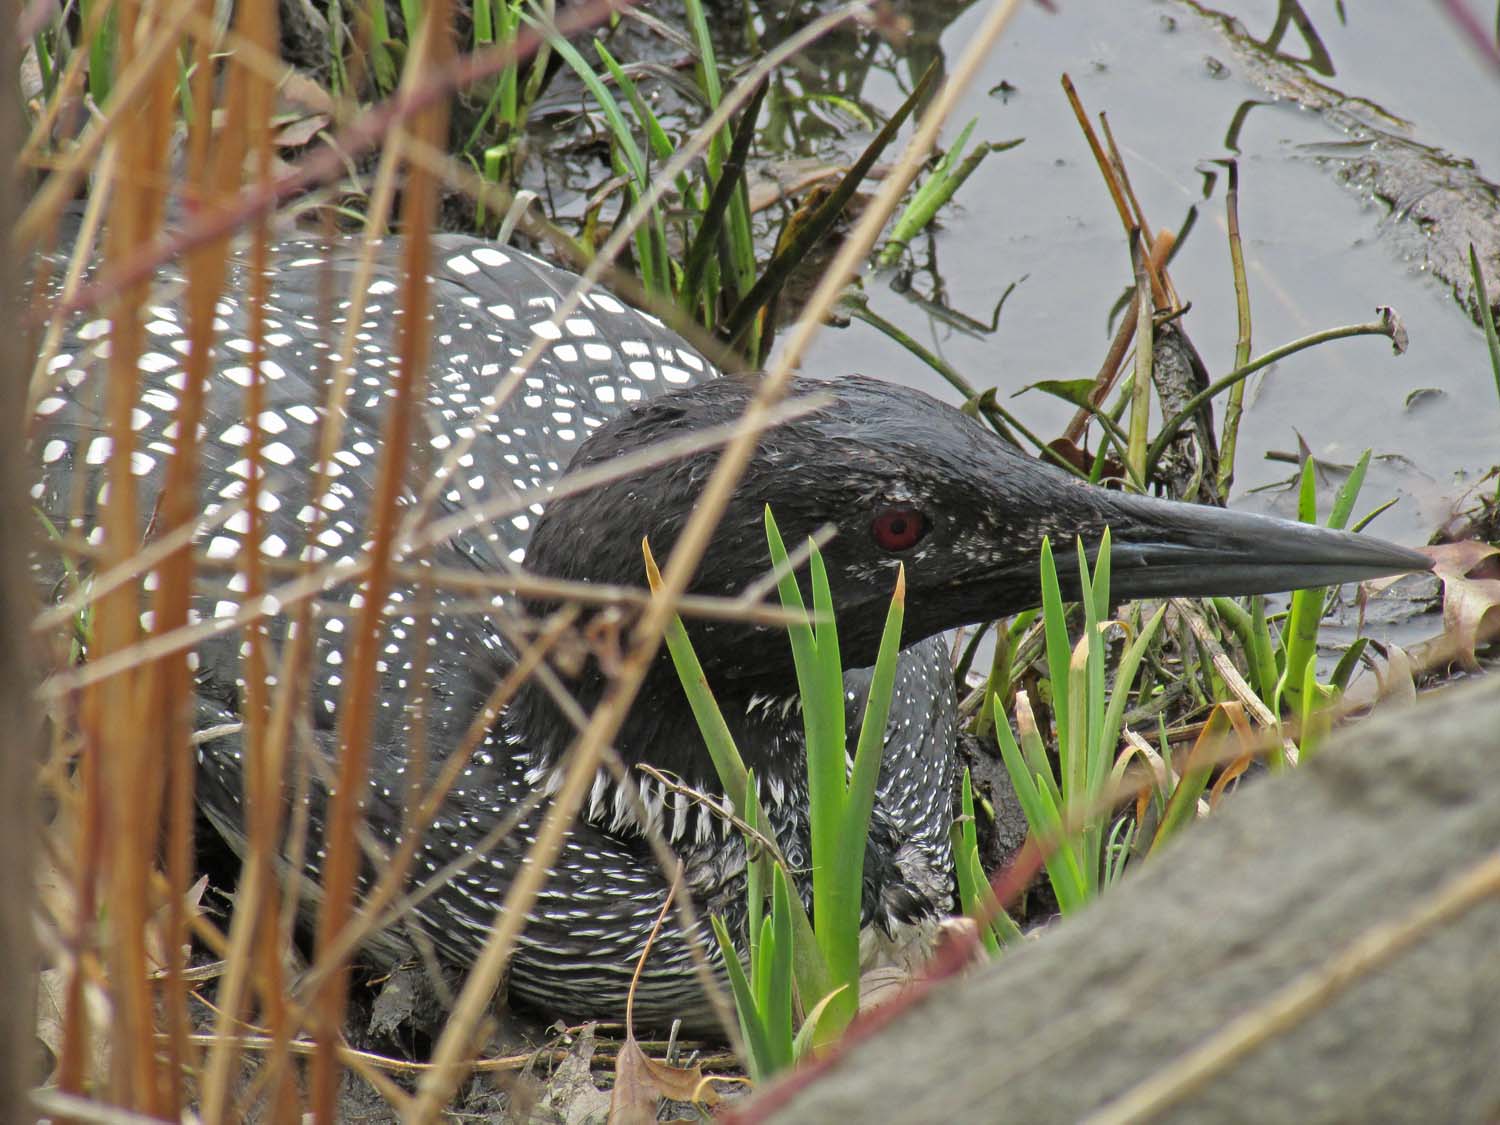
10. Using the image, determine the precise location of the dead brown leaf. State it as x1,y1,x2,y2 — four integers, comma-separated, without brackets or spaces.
145,873,207,973
858,965,915,1015
278,69,337,117
1430,539,1500,580
532,1023,609,1125
36,964,112,1088
273,114,331,149
1430,541,1500,670
608,866,719,1121
1373,642,1417,705
610,1033,719,1124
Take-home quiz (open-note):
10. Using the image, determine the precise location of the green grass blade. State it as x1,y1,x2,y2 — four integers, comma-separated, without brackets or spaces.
763,507,813,655
793,985,849,1062
682,0,755,296
594,42,704,310
1471,244,1500,403
1329,637,1368,694
954,770,1001,956
844,567,905,894
532,24,645,178
1062,636,1089,821
1248,595,1278,706
802,541,859,1033
1063,637,1092,896
992,705,1045,821
953,771,982,911
1016,692,1062,809
964,849,1004,954
1104,815,1137,886
762,507,844,1031
906,117,978,216
1039,537,1071,751
878,117,988,268
846,565,905,818
765,866,795,1072
994,696,1087,912
649,535,831,1009
1079,533,1108,794
1276,460,1322,715
364,0,398,92
32,31,55,101
644,539,750,811
399,0,422,44
473,0,494,44
744,773,766,966
1035,811,1090,914
808,547,845,755
1212,595,1278,704
712,916,772,1081
680,80,768,320
970,843,1024,947
535,17,669,290
990,727,1068,901
801,568,844,822
722,60,940,349
1149,708,1227,855
81,0,116,104
746,810,826,1019
1327,449,1371,531
752,912,773,1011
1098,604,1167,775
464,3,523,151
595,43,674,162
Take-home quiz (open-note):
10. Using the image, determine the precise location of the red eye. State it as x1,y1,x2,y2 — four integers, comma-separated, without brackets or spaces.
871,508,927,552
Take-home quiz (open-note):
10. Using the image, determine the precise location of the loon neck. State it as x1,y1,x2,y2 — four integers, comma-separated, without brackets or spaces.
509,660,810,806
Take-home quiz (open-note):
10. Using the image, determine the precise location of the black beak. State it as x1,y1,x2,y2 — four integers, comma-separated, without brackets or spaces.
1084,488,1432,600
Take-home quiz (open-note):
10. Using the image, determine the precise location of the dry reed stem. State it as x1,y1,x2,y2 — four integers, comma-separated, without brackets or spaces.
308,4,450,1118
1057,73,1190,458
79,0,182,1109
0,0,40,1114
1099,112,1180,309
177,1029,738,1074
1060,73,1174,305
156,0,239,1106
194,0,295,1113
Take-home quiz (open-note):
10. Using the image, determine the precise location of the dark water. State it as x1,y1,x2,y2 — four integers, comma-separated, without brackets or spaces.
772,0,1499,551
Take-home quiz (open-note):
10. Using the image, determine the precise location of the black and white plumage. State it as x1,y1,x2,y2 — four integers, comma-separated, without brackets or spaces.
32,234,1430,1028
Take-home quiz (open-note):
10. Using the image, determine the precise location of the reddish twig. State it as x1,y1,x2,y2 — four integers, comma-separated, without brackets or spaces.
1436,0,1500,73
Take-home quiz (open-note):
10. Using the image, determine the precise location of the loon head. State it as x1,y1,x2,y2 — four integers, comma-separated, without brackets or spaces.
518,373,1429,777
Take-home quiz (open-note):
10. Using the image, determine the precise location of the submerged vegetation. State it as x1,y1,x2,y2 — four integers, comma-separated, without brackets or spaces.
15,0,1493,1120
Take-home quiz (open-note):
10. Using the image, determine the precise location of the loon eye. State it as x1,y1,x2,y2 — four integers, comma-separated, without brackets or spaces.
871,508,927,552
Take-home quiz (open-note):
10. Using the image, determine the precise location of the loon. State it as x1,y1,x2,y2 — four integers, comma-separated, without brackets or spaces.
32,233,1430,1028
